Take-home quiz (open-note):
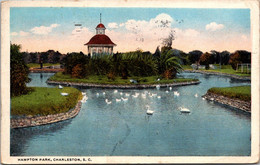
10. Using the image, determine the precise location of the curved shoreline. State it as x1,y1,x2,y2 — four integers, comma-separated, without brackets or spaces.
184,70,251,81
202,92,251,113
46,80,200,89
11,101,82,129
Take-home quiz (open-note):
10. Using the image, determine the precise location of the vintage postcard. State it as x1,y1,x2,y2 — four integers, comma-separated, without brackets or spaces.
1,0,259,164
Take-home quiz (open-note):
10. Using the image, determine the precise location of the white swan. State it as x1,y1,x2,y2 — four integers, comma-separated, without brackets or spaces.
116,98,121,102
121,97,128,101
169,87,172,90
156,85,160,89
114,90,118,93
157,96,161,99
61,92,69,96
194,93,198,97
166,90,169,93
105,99,112,104
82,92,86,96
96,93,99,97
59,85,63,89
179,107,190,113
120,92,123,95
125,93,130,97
81,95,88,103
174,91,180,96
146,105,154,115
103,92,106,95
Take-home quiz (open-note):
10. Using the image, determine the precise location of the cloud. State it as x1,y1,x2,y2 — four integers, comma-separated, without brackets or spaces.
19,31,30,37
119,23,125,27
30,24,60,35
205,22,224,31
11,32,18,36
108,22,118,29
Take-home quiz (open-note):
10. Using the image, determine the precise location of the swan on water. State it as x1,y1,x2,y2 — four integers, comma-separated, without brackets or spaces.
146,105,154,115
169,87,172,90
61,93,69,96
116,98,121,102
59,85,63,89
96,93,100,97
81,96,88,103
114,90,118,93
156,85,160,89
157,96,161,99
82,92,86,96
166,90,169,93
121,97,128,101
125,93,130,97
179,107,190,113
202,97,206,100
174,91,180,96
120,92,123,95
105,99,112,104
103,92,106,95
194,93,198,97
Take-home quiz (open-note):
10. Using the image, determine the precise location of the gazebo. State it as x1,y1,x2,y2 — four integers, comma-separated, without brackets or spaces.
84,19,116,56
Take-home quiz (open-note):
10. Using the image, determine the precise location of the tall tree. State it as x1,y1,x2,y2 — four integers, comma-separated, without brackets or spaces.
11,44,31,96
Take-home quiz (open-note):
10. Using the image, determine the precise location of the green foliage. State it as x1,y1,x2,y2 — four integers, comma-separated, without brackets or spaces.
208,86,251,101
62,52,89,75
11,87,82,116
229,50,251,70
159,49,183,78
49,72,198,85
199,52,212,70
72,64,87,78
11,44,31,97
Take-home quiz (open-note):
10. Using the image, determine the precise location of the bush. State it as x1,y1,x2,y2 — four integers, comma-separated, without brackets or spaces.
11,44,31,97
107,71,116,81
71,64,87,78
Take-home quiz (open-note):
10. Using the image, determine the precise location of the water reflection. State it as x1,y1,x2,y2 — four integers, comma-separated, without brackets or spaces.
11,119,72,156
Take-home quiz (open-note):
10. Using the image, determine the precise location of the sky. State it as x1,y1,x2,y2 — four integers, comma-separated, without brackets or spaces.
10,7,251,54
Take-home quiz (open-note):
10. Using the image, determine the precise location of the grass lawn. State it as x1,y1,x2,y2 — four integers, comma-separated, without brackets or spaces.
183,64,250,77
49,72,199,85
11,87,82,116
27,63,60,68
208,86,251,101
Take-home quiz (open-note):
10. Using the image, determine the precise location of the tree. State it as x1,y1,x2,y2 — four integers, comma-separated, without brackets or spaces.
62,52,89,75
11,44,31,96
220,51,230,65
188,50,203,69
229,50,251,70
199,52,212,70
160,49,183,79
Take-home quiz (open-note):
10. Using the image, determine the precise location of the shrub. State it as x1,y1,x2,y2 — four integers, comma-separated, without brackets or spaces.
71,64,86,78
107,71,116,81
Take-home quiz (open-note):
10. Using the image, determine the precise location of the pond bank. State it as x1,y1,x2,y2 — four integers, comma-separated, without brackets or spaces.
46,80,200,89
11,101,82,128
185,70,250,81
202,92,251,113
29,68,64,73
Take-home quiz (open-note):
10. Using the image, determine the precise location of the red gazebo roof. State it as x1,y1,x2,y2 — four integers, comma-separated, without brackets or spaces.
85,34,116,46
96,23,105,29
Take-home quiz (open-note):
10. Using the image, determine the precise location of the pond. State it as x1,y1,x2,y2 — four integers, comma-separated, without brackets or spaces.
11,72,251,156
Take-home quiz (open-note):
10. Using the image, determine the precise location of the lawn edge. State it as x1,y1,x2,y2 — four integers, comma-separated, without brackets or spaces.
11,100,82,129
202,92,251,113
184,70,251,80
46,80,200,89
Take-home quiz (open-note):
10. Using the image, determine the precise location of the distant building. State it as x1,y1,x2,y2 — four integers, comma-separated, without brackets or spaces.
84,15,116,56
